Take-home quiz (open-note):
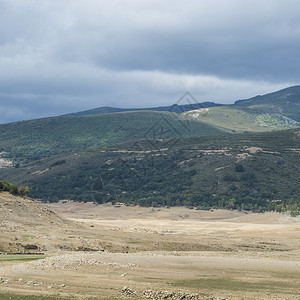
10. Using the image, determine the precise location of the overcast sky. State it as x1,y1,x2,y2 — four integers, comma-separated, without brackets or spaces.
1,0,300,123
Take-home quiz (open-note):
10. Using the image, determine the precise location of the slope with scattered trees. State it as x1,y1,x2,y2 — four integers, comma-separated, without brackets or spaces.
1,129,299,215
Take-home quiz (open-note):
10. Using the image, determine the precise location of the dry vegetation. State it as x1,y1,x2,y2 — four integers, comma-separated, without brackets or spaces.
0,194,299,299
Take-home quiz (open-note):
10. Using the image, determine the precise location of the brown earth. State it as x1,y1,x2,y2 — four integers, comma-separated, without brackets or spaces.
0,195,299,299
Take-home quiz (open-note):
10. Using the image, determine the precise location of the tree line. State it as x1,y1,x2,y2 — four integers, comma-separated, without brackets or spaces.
0,181,30,197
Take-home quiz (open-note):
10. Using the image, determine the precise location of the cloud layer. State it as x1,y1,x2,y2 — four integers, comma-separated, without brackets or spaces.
0,0,299,123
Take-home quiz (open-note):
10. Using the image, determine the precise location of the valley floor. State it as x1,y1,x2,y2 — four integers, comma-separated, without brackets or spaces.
0,202,299,299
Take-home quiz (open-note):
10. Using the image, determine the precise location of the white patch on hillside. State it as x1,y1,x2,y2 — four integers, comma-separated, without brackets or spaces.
0,153,13,169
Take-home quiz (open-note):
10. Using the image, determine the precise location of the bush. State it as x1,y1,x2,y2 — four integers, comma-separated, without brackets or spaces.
235,164,245,172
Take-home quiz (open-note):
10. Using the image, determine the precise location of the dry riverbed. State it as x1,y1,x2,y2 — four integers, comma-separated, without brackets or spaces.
0,197,299,299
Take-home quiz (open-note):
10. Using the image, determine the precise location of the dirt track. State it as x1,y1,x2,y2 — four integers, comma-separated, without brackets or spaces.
0,197,299,299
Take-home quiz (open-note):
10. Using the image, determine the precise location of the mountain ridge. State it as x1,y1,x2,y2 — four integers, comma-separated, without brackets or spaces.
64,102,223,117
183,85,300,133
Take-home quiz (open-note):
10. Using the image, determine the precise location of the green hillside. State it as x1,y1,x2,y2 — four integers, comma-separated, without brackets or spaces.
0,85,299,214
0,85,299,165
1,129,299,214
0,111,222,164
235,84,300,122
184,85,300,132
184,106,298,133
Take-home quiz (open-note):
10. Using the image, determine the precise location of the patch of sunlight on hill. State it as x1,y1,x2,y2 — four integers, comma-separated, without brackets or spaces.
184,106,298,133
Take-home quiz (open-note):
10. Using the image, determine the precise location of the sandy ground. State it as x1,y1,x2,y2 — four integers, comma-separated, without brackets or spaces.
0,197,299,299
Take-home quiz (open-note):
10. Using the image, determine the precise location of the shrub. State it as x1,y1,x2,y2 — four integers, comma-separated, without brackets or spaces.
235,164,245,172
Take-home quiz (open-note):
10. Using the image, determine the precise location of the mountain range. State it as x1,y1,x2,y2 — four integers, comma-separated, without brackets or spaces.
0,85,299,164
0,85,299,213
64,100,222,117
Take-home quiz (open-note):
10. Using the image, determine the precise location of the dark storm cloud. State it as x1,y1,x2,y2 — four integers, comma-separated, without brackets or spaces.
52,0,300,80
0,0,299,123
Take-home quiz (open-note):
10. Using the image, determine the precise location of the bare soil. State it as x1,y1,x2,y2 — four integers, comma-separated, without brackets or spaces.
0,196,299,299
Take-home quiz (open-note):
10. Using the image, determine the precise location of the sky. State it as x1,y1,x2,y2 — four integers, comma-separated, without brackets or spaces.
1,0,300,123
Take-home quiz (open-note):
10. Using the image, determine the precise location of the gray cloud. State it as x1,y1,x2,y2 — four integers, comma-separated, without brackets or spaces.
0,0,299,123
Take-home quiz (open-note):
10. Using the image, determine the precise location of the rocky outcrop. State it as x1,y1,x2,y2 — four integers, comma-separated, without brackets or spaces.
120,287,226,300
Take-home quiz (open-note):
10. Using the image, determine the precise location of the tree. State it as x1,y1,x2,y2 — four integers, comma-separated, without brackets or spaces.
19,186,30,197
9,184,19,195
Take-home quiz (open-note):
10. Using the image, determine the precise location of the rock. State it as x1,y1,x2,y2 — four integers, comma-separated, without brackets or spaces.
120,287,138,296
120,287,227,300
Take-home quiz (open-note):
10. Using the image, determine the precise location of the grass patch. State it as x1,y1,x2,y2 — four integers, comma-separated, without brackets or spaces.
0,256,45,262
0,294,64,300
21,235,35,242
172,277,299,293
0,294,121,300
272,270,300,279
127,240,142,245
